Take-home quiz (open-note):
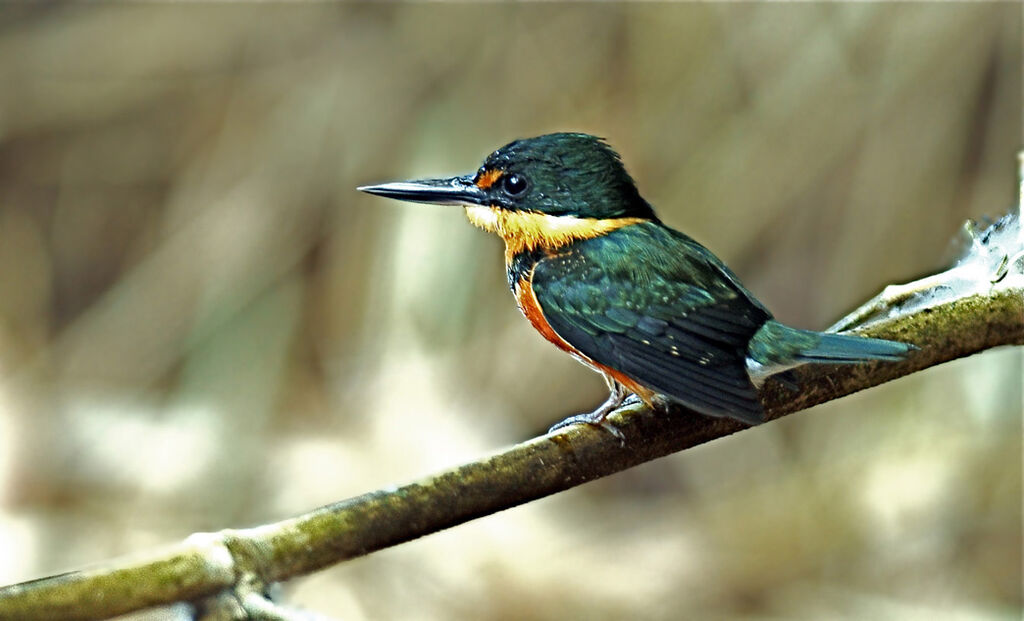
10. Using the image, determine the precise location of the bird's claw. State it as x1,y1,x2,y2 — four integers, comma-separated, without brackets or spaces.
548,380,631,442
548,413,626,442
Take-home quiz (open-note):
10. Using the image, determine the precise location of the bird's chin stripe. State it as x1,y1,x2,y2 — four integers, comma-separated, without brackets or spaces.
464,206,646,256
464,205,500,232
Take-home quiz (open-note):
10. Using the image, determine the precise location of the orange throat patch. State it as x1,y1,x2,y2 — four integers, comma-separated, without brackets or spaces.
463,206,645,258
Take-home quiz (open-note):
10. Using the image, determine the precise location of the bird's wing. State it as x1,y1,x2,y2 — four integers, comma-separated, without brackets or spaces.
531,223,769,424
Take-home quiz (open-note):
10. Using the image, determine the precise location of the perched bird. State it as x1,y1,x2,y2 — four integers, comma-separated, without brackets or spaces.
359,133,914,432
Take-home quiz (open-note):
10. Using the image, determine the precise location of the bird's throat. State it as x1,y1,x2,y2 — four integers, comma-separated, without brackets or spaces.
464,205,646,259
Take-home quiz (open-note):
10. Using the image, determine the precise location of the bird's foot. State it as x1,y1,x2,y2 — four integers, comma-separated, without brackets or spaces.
622,393,643,407
548,388,629,441
548,411,625,442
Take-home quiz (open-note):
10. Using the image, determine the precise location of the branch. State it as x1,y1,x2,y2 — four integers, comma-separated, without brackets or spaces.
2,215,1021,620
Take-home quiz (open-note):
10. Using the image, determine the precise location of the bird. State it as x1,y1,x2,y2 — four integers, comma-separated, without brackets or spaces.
359,133,915,434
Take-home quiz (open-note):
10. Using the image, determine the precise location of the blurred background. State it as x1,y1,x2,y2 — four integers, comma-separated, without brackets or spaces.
0,3,1020,620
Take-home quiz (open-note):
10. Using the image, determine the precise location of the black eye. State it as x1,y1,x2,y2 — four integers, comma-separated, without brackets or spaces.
501,173,528,198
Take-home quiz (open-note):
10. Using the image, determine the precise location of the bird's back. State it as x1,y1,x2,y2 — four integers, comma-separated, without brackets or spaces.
523,221,772,423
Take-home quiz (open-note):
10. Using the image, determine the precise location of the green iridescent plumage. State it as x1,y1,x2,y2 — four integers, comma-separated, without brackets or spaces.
531,221,769,423
529,220,912,424
478,133,656,220
359,132,917,429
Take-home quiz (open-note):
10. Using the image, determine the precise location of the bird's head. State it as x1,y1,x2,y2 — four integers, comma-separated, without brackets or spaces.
359,133,657,254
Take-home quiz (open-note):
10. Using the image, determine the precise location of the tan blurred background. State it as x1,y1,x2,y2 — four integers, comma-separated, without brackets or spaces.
0,3,1021,619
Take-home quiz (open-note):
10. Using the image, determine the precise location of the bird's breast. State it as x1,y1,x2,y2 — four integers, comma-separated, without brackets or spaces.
512,266,578,357
510,261,657,403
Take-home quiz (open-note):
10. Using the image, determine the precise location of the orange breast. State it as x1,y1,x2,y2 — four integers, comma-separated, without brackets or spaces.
513,272,576,357
514,269,656,404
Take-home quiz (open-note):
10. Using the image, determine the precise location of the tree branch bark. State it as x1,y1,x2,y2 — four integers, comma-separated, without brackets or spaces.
1,217,1021,620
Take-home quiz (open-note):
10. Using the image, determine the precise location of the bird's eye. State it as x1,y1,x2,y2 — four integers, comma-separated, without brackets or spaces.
501,173,528,198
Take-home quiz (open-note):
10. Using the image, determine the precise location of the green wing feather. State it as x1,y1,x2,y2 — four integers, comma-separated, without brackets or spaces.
531,222,771,424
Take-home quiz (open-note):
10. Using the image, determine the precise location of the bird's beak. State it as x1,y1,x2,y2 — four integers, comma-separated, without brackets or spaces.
358,175,487,206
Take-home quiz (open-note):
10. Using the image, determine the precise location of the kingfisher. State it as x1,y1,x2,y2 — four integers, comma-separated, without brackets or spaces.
359,133,915,433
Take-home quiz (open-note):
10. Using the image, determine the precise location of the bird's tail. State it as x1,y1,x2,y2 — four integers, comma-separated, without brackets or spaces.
746,320,916,387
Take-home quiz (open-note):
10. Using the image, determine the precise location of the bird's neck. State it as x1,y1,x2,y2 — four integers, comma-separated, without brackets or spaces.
463,205,646,262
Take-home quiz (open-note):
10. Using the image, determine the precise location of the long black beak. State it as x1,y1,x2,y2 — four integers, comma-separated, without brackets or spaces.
357,175,486,206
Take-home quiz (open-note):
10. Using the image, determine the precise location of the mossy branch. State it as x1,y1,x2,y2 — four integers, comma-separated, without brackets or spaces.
1,215,1021,620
